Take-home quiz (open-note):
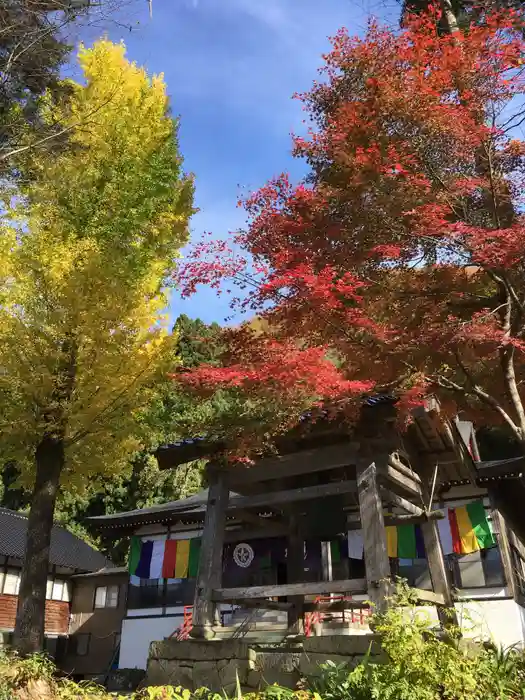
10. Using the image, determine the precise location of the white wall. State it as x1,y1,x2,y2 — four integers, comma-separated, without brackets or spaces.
457,599,525,648
119,613,185,669
408,598,525,649
119,603,235,670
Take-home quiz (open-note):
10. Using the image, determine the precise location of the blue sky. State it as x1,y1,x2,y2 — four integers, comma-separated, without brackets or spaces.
75,0,398,325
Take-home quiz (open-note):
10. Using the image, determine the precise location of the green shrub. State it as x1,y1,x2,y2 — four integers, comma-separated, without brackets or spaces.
305,583,525,700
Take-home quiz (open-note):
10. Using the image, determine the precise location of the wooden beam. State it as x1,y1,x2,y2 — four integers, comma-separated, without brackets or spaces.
225,598,291,611
235,510,284,528
388,453,422,484
420,519,457,625
415,455,458,627
509,529,525,561
442,419,478,484
212,578,368,601
387,512,444,526
347,509,445,529
191,467,229,639
411,587,446,606
410,417,433,452
226,442,360,487
224,524,288,542
357,460,391,612
413,410,448,453
490,499,517,601
229,479,358,512
303,600,370,613
476,459,525,480
379,486,424,516
378,463,423,498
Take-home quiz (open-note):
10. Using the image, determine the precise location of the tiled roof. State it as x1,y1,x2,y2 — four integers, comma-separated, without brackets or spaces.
86,488,242,529
71,566,128,579
0,508,111,572
155,394,397,469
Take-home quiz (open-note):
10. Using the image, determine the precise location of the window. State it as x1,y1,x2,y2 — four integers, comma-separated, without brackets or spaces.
128,577,165,608
451,547,505,589
165,578,195,607
51,579,64,601
94,585,119,609
3,569,20,595
397,558,432,590
44,578,71,602
0,632,13,649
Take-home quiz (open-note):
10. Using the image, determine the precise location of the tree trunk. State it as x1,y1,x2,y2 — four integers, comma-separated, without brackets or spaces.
13,435,64,655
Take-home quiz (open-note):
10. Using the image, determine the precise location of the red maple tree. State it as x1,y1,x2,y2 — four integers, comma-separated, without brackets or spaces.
177,6,525,449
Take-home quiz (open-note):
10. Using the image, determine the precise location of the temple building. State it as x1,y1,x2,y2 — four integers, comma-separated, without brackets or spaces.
86,397,525,673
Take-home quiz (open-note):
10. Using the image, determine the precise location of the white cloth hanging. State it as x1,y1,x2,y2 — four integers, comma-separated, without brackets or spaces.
437,511,454,556
149,540,165,579
347,529,364,559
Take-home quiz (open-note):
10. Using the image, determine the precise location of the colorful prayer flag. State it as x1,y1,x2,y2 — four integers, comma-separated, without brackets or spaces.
386,526,398,558
386,525,425,559
397,524,416,559
188,539,202,578
128,536,142,575
129,537,202,580
162,540,178,579
448,508,462,554
149,540,165,579
449,501,495,555
386,501,493,559
174,539,191,578
330,540,341,564
135,540,153,579
415,525,426,558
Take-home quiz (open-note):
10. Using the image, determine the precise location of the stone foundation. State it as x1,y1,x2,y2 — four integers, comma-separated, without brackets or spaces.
146,636,385,692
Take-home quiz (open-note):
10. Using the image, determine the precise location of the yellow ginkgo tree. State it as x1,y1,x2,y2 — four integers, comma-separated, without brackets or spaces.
0,39,194,654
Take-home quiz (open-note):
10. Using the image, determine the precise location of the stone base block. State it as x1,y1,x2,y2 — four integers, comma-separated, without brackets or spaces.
145,634,385,691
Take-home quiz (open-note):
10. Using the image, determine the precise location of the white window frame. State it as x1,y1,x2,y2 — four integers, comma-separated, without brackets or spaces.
3,568,20,595
51,579,65,602
94,584,119,609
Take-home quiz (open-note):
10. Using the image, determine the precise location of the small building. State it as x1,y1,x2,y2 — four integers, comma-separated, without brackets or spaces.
0,507,109,658
87,397,525,675
60,566,128,681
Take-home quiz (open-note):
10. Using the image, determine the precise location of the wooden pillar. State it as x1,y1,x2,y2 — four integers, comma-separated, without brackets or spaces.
420,519,457,626
286,510,304,632
356,460,391,612
416,458,457,627
191,465,229,639
490,496,517,601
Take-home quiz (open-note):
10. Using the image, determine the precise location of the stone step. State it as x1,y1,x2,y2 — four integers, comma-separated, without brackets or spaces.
225,620,288,630
231,610,288,624
215,633,289,643
213,624,289,642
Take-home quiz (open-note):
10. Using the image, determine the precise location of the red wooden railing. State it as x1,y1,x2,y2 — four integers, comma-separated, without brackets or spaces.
169,605,193,640
304,596,371,637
